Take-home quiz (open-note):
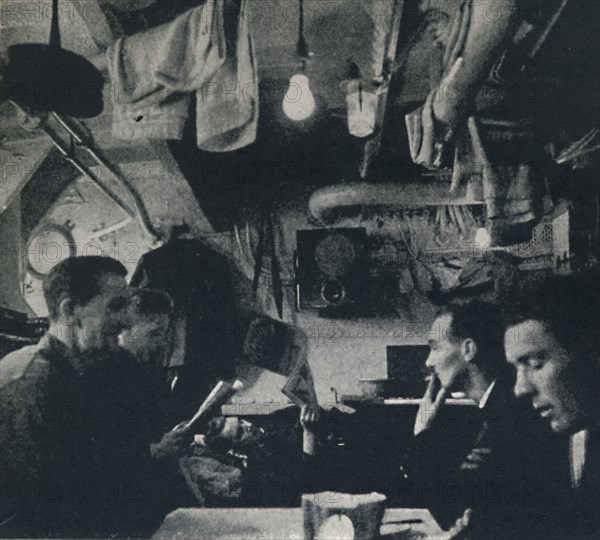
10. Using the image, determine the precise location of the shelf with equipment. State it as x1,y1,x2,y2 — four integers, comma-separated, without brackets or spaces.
0,307,48,358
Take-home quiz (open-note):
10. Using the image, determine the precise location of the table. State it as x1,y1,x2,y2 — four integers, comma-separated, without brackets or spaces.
340,397,475,406
153,507,445,539
383,398,475,406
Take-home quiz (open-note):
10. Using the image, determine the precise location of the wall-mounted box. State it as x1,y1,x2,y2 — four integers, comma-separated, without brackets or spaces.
296,228,369,311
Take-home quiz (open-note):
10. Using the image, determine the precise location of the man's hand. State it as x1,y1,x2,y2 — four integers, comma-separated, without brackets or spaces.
150,425,193,460
300,404,320,456
442,508,472,540
414,373,448,436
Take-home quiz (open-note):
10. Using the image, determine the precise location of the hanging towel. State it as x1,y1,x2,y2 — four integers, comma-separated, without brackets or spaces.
195,0,258,152
107,0,257,151
107,1,222,139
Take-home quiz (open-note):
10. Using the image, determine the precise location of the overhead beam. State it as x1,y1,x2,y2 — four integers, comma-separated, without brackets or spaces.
360,0,406,179
1,136,53,215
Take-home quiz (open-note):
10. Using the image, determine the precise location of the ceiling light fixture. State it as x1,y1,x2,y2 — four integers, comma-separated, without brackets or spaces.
282,0,315,121
342,78,379,138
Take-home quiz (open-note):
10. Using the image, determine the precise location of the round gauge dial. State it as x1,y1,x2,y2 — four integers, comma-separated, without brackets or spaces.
314,234,356,277
26,224,76,279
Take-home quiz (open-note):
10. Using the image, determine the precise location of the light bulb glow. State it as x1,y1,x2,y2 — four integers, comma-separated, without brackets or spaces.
282,73,316,121
474,227,492,248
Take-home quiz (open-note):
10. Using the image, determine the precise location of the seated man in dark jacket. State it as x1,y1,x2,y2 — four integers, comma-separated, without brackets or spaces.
0,257,190,538
129,232,238,419
504,272,600,539
302,300,559,539
120,287,182,433
405,301,560,539
0,256,131,537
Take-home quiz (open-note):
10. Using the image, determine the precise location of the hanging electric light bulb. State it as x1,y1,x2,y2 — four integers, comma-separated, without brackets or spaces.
282,0,315,122
282,72,316,121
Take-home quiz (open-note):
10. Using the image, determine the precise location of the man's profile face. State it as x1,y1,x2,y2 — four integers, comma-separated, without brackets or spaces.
120,312,171,367
72,272,129,353
505,320,582,433
426,313,468,390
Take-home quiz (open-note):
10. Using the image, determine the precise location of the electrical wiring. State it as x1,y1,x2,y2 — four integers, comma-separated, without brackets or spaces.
233,223,254,268
395,211,436,280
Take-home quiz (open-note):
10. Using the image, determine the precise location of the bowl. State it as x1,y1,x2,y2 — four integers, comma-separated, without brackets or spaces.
302,492,387,540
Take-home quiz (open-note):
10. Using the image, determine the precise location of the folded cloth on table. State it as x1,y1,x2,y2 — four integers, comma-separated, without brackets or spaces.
179,454,243,505
107,0,257,151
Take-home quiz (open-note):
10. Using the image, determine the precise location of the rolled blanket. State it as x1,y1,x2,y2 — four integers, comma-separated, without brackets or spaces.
179,454,243,505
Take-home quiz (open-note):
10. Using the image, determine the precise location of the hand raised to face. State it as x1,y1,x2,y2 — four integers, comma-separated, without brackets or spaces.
414,373,448,436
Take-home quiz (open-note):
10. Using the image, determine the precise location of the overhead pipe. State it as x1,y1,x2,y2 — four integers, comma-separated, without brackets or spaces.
50,113,161,243
37,117,136,220
11,101,162,243
308,182,484,223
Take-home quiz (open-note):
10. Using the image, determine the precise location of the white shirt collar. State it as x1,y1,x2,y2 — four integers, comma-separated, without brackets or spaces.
478,380,496,409
570,429,589,488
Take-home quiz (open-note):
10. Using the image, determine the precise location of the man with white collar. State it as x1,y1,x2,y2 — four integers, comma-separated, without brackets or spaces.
417,302,504,436
504,272,600,539
407,300,556,539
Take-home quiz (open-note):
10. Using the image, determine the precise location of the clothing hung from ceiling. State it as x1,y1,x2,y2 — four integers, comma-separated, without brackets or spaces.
106,0,257,152
404,0,597,246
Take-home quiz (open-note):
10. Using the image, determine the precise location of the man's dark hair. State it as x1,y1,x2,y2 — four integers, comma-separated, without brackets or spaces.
129,288,174,318
502,270,600,361
439,300,506,378
43,256,127,319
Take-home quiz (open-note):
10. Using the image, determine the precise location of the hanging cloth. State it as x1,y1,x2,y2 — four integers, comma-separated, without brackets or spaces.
106,0,257,150
405,0,569,245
